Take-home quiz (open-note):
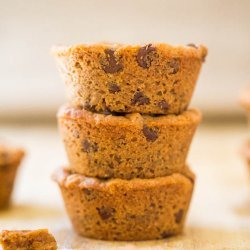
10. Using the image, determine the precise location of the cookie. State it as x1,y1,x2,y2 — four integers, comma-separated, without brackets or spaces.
0,145,25,209
0,229,57,250
57,105,201,179
53,167,194,241
52,43,207,115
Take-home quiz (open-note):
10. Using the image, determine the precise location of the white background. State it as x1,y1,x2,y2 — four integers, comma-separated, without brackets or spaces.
1,0,250,118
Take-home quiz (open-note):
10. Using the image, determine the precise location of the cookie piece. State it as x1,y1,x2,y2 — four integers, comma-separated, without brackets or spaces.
53,168,194,241
52,43,207,115
57,105,201,179
0,229,57,250
0,145,25,209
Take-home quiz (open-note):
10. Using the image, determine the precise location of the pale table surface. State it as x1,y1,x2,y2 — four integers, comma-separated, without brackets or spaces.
0,121,250,250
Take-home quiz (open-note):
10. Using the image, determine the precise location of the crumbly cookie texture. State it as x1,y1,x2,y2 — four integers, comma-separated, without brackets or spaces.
0,229,57,250
0,145,25,209
57,105,201,179
53,168,194,241
52,43,207,115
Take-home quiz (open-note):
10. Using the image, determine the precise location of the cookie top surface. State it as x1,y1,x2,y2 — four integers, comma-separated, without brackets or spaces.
51,42,207,62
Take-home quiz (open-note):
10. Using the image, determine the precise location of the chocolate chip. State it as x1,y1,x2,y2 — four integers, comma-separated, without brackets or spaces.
174,209,184,224
137,44,157,68
82,139,98,153
168,59,180,74
158,100,169,111
108,83,121,93
101,49,123,73
131,92,150,106
97,207,116,220
187,43,198,49
84,103,96,112
82,139,91,153
142,126,159,142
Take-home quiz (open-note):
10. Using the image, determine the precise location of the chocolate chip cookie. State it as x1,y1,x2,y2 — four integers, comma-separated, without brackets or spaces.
53,167,194,241
52,43,207,115
0,229,57,250
57,105,201,179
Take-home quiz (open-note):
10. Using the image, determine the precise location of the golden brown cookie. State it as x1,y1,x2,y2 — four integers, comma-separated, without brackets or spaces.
0,145,25,209
52,43,207,115
0,229,57,250
53,168,194,241
57,105,201,179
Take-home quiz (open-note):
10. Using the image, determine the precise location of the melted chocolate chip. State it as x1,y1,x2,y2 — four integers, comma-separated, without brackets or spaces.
142,126,159,142
108,112,127,116
108,83,121,93
137,44,157,68
131,92,150,106
82,139,91,153
168,59,180,74
158,100,169,111
97,207,116,220
187,43,198,49
101,49,123,73
84,103,96,112
82,139,98,153
174,209,184,224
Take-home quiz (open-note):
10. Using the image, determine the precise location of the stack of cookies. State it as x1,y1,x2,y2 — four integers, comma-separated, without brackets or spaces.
52,43,207,241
